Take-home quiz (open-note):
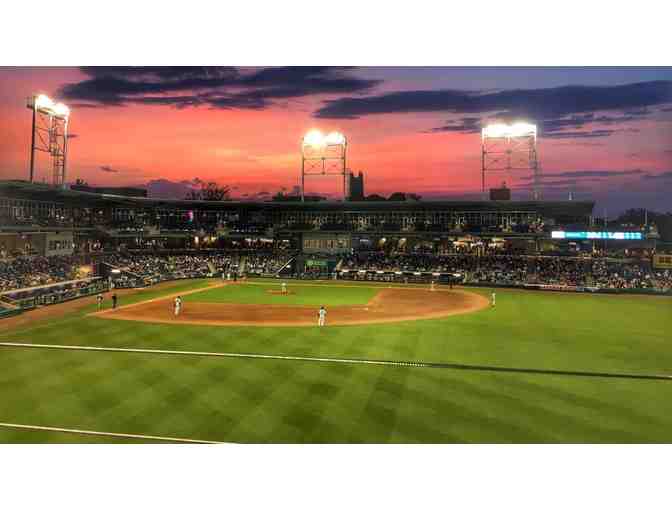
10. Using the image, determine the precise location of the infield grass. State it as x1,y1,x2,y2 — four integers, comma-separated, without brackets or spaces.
182,281,378,306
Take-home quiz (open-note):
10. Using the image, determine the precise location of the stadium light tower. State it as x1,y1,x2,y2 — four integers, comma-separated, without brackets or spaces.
481,122,541,200
300,129,348,201
27,94,71,187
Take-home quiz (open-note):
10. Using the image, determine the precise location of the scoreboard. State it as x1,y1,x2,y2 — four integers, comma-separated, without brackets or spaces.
551,231,643,240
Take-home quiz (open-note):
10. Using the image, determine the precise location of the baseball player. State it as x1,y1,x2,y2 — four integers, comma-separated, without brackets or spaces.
174,295,182,316
491,292,496,307
318,306,327,327
111,293,118,309
430,281,436,292
96,293,103,310
281,281,287,295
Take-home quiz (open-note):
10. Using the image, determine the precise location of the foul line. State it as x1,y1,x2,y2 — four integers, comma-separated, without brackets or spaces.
1,341,671,381
0,421,221,444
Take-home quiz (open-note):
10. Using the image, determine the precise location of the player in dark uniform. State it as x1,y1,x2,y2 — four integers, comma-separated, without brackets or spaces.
112,293,118,309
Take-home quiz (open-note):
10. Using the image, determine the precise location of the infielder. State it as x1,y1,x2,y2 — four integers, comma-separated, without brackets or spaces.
430,281,436,292
174,295,182,316
281,281,287,295
318,305,327,327
96,293,103,310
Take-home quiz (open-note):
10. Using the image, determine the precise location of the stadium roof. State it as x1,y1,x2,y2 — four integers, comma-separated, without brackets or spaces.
0,180,594,216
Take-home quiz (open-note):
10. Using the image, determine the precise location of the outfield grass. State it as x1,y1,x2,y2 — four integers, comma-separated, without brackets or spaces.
182,281,378,306
1,279,671,443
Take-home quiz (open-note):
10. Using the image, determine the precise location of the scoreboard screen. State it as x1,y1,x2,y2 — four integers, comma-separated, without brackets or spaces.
551,231,643,240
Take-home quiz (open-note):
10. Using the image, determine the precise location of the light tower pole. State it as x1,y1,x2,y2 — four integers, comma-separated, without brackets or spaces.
27,94,71,187
481,122,540,200
300,130,347,202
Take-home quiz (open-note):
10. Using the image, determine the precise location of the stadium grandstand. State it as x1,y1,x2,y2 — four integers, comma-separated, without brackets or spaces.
0,179,669,317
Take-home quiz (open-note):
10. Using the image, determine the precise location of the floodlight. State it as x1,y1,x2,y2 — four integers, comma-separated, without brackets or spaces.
27,93,71,186
303,129,325,147
482,122,536,139
481,121,540,199
324,131,346,145
35,94,55,111
53,103,70,118
300,128,348,201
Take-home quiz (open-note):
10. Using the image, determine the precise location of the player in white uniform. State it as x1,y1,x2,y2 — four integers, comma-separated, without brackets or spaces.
491,292,496,307
281,282,287,295
174,296,182,316
318,306,327,327
430,281,436,292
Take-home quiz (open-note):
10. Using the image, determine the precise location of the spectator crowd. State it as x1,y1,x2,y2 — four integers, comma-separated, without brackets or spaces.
1,250,670,298
340,251,672,292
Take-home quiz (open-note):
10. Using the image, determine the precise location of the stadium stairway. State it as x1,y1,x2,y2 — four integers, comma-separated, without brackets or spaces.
276,255,296,277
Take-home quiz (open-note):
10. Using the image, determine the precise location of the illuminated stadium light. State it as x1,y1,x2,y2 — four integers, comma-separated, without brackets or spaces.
32,94,70,118
303,129,326,147
27,93,71,186
481,121,540,200
52,102,71,118
482,122,537,139
35,94,55,111
300,129,348,201
324,131,346,145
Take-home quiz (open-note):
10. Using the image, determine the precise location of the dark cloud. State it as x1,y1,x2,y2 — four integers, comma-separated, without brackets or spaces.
428,109,651,138
542,129,618,139
315,80,672,119
427,117,481,133
59,67,380,110
521,169,644,180
100,165,119,173
642,171,672,180
516,179,597,189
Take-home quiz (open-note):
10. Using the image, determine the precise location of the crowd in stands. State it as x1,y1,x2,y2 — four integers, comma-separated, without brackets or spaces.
3,279,108,307
1,250,671,300
0,255,82,292
340,251,672,291
245,251,295,276
102,253,242,286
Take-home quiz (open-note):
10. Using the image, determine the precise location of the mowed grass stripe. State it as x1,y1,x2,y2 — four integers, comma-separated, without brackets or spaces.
1,346,671,442
2,342,671,381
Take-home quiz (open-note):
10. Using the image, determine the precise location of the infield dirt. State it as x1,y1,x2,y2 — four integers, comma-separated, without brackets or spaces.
90,284,490,327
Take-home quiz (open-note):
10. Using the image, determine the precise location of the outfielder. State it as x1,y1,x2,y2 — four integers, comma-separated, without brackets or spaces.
491,292,496,307
281,281,287,295
318,305,327,327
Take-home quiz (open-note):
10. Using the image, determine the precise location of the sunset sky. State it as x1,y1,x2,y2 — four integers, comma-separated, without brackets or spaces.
1,67,671,213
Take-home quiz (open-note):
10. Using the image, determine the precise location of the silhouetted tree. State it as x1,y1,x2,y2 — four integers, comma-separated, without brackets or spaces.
185,182,231,201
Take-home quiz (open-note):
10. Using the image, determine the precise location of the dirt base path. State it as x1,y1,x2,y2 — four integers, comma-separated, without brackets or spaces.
91,287,489,327
0,280,209,333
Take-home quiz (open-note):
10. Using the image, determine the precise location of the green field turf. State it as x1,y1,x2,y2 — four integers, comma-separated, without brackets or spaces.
1,279,671,443
182,281,378,306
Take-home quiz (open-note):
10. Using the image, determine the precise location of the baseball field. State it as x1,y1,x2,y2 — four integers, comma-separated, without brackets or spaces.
0,278,671,443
